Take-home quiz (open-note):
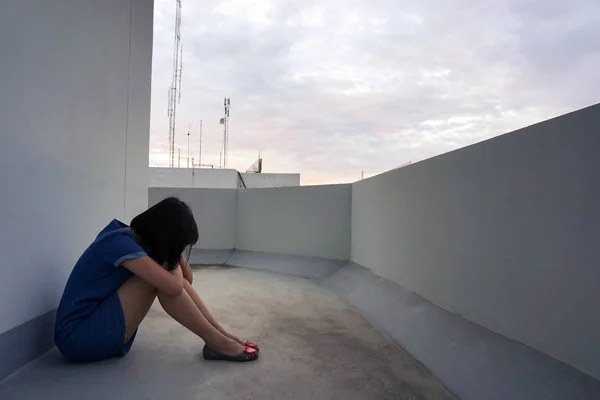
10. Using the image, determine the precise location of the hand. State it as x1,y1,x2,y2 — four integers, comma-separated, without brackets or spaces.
170,265,184,287
179,255,193,284
170,264,183,277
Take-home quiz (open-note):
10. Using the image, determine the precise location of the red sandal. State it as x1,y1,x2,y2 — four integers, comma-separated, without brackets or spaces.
245,340,259,350
203,345,259,362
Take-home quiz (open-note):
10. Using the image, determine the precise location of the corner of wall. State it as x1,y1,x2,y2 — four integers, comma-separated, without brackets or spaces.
346,183,353,261
233,187,240,249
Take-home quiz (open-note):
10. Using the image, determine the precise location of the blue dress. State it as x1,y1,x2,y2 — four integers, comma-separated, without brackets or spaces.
54,219,148,362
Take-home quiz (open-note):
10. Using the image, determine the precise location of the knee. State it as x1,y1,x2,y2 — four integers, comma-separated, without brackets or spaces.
157,288,184,300
121,275,158,294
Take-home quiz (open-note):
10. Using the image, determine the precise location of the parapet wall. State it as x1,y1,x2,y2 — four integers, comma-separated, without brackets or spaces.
149,184,351,260
236,185,351,260
351,103,600,380
149,167,300,189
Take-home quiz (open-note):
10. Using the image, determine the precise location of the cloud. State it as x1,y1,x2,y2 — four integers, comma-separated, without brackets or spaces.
149,0,600,184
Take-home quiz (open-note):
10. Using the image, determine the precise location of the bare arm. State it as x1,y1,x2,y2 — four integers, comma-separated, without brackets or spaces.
122,256,184,297
180,255,193,284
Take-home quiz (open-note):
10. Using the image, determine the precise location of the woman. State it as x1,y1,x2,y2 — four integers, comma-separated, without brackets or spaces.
54,197,258,363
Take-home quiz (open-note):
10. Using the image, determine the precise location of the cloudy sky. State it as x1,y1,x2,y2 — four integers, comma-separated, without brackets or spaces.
149,0,600,185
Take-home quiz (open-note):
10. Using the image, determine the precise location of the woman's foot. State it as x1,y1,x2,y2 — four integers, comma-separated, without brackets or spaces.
228,334,259,351
203,344,259,362
213,339,246,356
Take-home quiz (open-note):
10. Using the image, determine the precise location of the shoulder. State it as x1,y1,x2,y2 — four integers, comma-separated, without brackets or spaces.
93,219,147,267
95,219,130,240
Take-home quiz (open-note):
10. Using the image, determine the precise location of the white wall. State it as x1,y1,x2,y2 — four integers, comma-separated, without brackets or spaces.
148,188,237,250
236,185,351,259
124,0,154,221
148,184,350,259
240,173,300,188
0,0,153,334
149,167,239,189
351,104,600,380
149,167,300,189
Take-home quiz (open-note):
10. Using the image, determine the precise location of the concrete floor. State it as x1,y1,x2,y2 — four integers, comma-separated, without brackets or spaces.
0,267,456,400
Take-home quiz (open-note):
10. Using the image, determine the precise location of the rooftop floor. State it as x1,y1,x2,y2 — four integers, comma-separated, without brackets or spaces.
0,266,455,400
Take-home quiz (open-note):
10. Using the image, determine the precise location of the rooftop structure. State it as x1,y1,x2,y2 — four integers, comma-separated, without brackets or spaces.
148,167,301,189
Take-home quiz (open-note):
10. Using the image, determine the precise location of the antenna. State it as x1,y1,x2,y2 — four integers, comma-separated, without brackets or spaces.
221,97,231,169
167,0,183,167
178,43,183,103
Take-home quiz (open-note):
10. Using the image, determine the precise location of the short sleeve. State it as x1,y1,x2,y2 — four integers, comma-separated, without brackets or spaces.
95,230,148,267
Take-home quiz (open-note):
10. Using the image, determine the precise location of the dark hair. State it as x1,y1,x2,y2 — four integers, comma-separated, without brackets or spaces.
130,197,198,271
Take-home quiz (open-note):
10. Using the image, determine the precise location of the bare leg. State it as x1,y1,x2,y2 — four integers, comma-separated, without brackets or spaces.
118,275,157,342
157,287,244,356
183,280,246,346
118,276,244,356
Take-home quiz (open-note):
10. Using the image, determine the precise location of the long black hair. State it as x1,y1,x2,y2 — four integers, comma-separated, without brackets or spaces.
130,197,198,271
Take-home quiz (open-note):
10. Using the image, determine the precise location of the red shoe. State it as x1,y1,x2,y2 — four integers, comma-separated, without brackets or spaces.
203,345,259,362
245,340,259,350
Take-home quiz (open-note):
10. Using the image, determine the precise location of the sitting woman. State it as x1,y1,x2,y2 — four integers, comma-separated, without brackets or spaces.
54,197,258,363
